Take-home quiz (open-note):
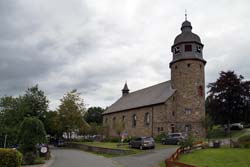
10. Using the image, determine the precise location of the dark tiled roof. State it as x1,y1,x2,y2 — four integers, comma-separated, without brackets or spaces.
103,80,175,115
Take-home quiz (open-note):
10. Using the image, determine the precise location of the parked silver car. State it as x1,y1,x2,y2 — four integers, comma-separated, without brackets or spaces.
161,133,185,145
129,137,155,150
230,123,244,130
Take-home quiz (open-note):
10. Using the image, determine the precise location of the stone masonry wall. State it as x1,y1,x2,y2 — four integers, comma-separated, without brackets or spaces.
103,96,176,137
171,60,206,138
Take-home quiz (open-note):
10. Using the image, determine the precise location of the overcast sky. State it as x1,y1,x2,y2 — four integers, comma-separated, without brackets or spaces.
1,0,250,109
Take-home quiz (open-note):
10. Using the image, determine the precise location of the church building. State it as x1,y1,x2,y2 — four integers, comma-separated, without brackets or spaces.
102,18,206,138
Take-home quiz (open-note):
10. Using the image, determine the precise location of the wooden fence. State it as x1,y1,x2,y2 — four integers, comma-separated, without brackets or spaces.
165,141,203,167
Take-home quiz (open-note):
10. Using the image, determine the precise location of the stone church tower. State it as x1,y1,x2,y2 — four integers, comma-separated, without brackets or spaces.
170,18,206,137
103,18,207,138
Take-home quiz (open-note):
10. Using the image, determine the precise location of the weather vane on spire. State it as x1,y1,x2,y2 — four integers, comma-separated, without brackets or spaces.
185,9,187,21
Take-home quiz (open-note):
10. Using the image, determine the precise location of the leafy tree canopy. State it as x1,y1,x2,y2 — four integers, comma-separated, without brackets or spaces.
206,71,250,124
18,117,47,154
57,89,88,139
23,84,49,119
84,106,104,125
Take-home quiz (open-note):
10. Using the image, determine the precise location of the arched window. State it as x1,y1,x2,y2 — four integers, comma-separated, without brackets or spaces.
198,85,203,97
185,124,191,133
144,112,150,126
122,115,125,121
132,114,136,127
171,124,175,133
112,117,116,127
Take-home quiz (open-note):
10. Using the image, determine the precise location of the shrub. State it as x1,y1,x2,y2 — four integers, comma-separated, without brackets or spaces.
102,137,120,143
180,134,194,148
238,134,250,148
154,133,166,143
23,152,36,165
123,136,137,143
18,117,47,154
208,125,225,138
0,148,22,167
243,124,250,128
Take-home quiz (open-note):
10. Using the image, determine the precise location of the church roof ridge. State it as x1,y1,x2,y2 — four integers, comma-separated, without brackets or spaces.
127,80,172,95
103,80,175,115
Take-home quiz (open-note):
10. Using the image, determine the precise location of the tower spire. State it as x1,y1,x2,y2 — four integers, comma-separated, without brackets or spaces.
122,82,129,96
185,9,187,21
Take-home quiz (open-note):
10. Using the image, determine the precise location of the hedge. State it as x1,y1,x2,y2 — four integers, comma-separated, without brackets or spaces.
238,134,250,148
0,148,22,167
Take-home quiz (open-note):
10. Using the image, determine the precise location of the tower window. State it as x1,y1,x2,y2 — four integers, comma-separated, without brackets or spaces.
174,46,180,54
185,45,192,52
185,124,192,133
175,65,178,69
185,108,192,115
198,85,203,97
196,45,202,53
187,63,191,67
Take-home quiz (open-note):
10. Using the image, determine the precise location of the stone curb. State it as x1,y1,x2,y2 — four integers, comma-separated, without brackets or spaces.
41,153,55,167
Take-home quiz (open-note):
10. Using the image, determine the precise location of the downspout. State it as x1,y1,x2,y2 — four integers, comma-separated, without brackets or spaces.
151,107,154,137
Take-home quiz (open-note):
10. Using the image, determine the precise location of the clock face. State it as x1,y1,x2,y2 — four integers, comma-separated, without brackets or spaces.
196,45,202,53
174,46,180,54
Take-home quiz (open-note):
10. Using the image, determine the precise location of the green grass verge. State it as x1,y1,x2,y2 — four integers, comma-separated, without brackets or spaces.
34,157,45,164
209,128,250,140
76,142,174,158
179,148,250,167
80,142,172,150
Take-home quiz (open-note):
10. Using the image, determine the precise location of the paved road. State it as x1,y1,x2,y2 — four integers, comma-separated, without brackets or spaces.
51,148,118,167
112,147,177,167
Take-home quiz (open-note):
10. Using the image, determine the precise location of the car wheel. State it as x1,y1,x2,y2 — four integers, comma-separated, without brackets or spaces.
152,146,155,149
140,145,143,150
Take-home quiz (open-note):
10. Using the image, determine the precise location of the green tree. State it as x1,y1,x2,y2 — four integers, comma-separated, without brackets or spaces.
114,121,125,140
0,85,50,147
84,107,104,125
206,71,250,125
23,85,49,120
43,111,61,138
202,114,213,139
18,117,47,154
0,96,26,147
57,89,88,139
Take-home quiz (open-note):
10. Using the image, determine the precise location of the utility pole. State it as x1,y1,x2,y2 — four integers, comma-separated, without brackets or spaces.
4,134,7,148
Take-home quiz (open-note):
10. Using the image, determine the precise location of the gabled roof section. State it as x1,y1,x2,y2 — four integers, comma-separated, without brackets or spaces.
103,80,175,115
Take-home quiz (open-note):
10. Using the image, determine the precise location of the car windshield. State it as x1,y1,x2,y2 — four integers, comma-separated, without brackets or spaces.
170,134,181,137
144,137,154,141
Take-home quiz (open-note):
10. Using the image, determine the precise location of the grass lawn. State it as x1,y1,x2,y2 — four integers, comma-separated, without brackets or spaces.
77,142,175,158
209,128,250,140
179,148,250,167
82,142,172,150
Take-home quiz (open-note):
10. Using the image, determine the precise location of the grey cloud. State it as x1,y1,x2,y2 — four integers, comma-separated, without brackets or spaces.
1,0,250,109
